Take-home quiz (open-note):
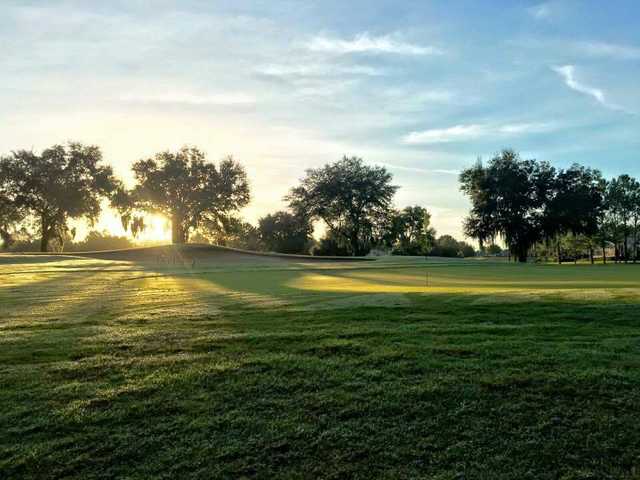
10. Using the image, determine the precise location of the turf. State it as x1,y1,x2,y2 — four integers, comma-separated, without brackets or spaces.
1,251,640,479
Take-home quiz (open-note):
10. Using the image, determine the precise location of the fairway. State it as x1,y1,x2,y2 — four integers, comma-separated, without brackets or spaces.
2,251,640,479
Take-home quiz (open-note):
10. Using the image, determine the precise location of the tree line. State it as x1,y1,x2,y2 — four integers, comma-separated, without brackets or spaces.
461,149,640,263
1,143,475,257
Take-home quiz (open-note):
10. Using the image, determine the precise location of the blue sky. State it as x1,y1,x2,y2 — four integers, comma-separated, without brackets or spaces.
2,0,639,239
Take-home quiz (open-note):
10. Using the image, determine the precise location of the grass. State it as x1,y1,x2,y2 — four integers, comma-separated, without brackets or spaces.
2,252,640,479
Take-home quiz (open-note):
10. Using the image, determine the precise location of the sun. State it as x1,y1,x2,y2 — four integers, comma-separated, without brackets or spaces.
96,211,171,243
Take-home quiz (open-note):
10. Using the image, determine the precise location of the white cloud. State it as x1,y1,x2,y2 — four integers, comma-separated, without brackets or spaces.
402,122,555,145
378,163,460,175
498,122,553,134
256,63,384,77
576,41,640,60
552,65,617,109
403,124,484,144
119,92,256,106
306,33,442,55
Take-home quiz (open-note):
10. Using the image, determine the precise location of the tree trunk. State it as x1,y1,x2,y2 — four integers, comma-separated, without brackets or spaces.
171,213,186,244
589,247,594,265
40,233,49,252
516,243,528,263
40,215,50,252
602,244,606,265
557,238,562,265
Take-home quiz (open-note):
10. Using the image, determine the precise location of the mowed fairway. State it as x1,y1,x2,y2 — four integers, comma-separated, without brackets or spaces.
2,249,640,479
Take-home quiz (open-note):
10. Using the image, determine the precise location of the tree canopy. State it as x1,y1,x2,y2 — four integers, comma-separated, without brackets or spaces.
258,211,312,254
287,156,397,256
124,147,250,244
0,143,117,251
460,150,555,262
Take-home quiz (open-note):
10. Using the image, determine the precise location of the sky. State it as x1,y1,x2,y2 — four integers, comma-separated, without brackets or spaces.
2,0,639,241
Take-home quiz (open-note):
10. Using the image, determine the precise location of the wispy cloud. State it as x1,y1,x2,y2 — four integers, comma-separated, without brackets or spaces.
403,125,484,144
402,122,555,145
527,3,552,20
306,33,442,55
379,162,460,175
576,41,640,60
551,65,627,112
256,63,384,77
119,92,256,106
498,123,552,134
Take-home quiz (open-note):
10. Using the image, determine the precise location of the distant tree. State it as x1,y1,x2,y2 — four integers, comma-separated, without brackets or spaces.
287,156,397,256
258,211,312,254
544,165,604,264
430,235,474,258
388,206,436,255
460,150,555,262
0,143,117,252
312,232,352,257
199,216,262,251
0,187,25,248
606,175,636,262
66,231,134,252
631,179,640,262
124,147,250,244
486,243,503,255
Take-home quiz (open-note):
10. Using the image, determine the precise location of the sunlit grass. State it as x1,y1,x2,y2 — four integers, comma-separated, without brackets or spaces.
2,257,640,478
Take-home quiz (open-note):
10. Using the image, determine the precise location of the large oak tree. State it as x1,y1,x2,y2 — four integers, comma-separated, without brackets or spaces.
287,156,397,256
460,150,555,262
126,147,250,244
0,143,117,252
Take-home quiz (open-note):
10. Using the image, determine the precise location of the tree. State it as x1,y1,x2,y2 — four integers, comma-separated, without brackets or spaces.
0,143,117,252
430,235,475,258
543,164,604,264
258,211,312,254
286,156,398,256
388,206,436,255
0,179,25,248
200,217,263,251
460,150,555,262
126,147,250,244
606,175,636,262
486,244,503,255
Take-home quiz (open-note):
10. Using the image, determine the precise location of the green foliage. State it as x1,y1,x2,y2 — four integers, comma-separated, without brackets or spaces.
460,150,555,262
68,231,134,251
258,211,312,254
430,234,475,257
125,147,250,244
287,156,397,256
386,206,437,255
312,232,352,256
198,216,263,251
486,243,503,255
0,143,117,252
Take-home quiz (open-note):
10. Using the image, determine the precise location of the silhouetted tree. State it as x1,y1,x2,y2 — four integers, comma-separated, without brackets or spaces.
544,164,604,264
430,235,475,258
287,156,397,256
460,150,555,262
486,244,503,255
606,175,636,262
0,179,25,248
258,211,312,254
0,143,117,252
125,147,250,244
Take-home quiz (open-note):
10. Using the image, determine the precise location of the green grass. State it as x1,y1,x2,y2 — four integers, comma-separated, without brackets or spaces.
2,255,640,479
